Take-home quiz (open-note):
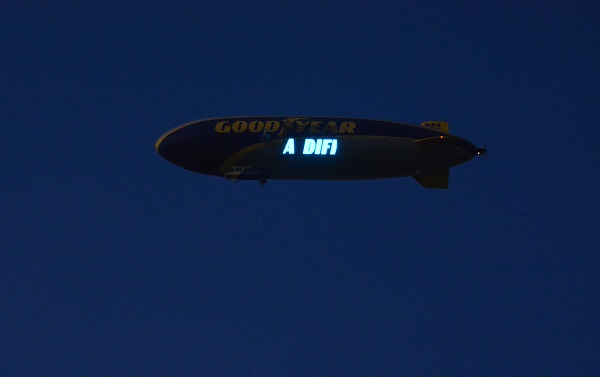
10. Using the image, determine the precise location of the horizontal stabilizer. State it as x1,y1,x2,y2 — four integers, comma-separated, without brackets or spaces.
420,121,449,133
413,168,449,189
414,136,456,147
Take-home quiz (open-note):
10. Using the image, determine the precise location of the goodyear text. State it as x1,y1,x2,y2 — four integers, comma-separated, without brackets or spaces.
215,118,356,136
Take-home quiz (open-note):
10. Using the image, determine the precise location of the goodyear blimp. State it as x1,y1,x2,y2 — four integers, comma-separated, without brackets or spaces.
155,117,485,188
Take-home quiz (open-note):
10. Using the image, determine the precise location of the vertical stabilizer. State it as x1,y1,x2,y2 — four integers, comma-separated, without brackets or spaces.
412,168,449,189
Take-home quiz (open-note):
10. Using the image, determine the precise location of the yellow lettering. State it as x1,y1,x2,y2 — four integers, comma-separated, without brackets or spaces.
309,121,323,133
248,121,264,132
339,121,356,134
215,121,231,133
265,121,280,132
296,120,310,132
216,119,348,134
323,122,338,133
232,121,247,133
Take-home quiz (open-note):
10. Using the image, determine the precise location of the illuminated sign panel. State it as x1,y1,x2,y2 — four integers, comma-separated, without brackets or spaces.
283,138,338,155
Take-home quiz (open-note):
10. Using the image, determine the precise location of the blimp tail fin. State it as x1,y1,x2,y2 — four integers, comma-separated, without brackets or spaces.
413,168,449,189
420,121,449,133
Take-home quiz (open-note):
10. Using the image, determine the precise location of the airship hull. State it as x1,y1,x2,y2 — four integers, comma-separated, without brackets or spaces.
155,117,484,187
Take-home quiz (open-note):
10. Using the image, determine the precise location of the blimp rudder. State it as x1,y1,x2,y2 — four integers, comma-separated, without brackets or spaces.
420,121,449,133
412,168,449,189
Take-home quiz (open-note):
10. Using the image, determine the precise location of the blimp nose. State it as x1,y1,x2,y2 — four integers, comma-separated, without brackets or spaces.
452,138,486,158
154,136,165,154
155,129,195,170
155,132,177,162
155,125,223,176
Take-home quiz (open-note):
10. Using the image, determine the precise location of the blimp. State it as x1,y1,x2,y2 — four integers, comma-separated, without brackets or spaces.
155,117,485,188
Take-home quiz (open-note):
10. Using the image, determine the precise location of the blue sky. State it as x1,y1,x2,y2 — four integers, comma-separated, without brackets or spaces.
2,2,599,375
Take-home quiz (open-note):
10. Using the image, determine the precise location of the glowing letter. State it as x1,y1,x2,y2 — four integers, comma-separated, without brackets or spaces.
321,139,331,155
315,139,322,154
303,139,316,154
330,139,338,155
283,138,295,154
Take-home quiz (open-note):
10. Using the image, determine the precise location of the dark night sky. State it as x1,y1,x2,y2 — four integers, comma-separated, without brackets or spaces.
2,2,599,375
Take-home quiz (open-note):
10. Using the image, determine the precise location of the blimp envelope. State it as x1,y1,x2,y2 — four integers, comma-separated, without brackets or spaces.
155,117,485,188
